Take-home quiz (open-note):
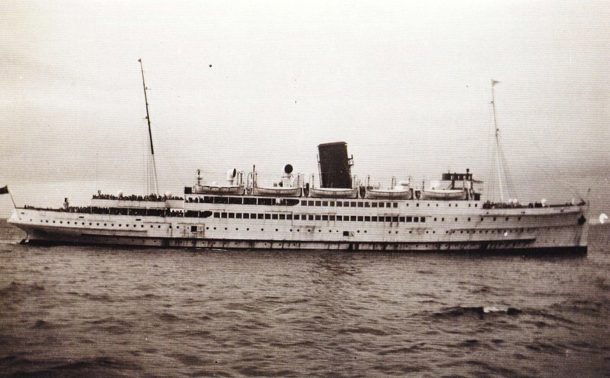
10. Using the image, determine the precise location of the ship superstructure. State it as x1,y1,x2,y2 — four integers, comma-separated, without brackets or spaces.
8,141,588,253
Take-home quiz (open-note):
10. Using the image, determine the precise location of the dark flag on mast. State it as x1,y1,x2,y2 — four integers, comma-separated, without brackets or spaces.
0,186,8,195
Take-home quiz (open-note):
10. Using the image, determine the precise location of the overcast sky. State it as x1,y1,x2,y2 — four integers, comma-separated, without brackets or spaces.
1,0,608,217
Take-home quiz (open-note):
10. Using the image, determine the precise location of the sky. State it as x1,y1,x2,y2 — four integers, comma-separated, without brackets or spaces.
0,0,609,218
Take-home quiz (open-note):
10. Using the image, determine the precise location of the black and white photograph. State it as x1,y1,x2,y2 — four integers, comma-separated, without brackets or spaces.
1,1,609,376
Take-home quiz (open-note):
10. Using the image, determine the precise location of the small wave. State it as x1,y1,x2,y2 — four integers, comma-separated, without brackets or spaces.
81,292,113,302
32,319,54,329
338,326,387,336
168,352,207,366
159,312,181,322
434,306,521,319
0,281,45,295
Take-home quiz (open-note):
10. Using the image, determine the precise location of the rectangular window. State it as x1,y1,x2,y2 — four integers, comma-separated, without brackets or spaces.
228,213,235,218
357,202,363,208
421,217,426,222
279,214,286,220
350,202,356,207
228,197,242,204
357,216,363,221
315,215,321,221
285,214,291,220
322,215,328,221
258,198,273,206
336,201,343,207
214,197,228,204
365,216,370,221
330,201,335,207
379,203,384,208
294,214,300,220
243,213,250,219
406,216,412,222
236,213,242,219
365,202,370,208
265,214,271,220
372,202,378,208
350,216,357,221
392,216,398,222
329,215,335,221
337,215,343,221
221,213,227,218
315,201,321,206
203,196,214,203
308,215,314,221
385,216,392,222
243,198,256,205
214,212,220,218
393,203,398,208
372,216,378,222
301,200,307,206
386,202,392,208
343,201,349,207
272,214,278,220
257,214,264,219
191,225,198,232
308,200,314,206
414,217,419,222
322,201,328,206
399,216,405,222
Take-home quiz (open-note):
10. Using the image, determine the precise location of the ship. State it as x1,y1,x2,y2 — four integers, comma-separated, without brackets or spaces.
7,67,589,254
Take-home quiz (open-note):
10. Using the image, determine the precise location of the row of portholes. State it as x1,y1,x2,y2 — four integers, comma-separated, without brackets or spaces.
203,227,440,235
39,219,178,229
447,228,528,234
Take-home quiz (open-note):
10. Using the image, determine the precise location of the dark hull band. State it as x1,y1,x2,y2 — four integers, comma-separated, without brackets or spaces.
20,233,587,255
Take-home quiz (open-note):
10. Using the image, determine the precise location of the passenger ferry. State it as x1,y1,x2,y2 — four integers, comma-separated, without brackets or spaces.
6,65,589,254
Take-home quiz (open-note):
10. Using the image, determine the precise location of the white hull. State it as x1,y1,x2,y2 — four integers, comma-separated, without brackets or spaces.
9,199,588,253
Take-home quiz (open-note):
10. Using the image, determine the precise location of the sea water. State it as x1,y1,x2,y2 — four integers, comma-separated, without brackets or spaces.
0,222,608,377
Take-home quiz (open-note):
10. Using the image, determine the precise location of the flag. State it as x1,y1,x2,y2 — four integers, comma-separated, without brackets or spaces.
491,79,501,86
0,186,8,195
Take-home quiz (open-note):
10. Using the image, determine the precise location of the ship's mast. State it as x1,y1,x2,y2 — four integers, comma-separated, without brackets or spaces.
489,79,514,203
138,59,159,195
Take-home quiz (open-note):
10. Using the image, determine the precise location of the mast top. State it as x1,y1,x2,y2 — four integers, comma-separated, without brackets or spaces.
138,58,159,195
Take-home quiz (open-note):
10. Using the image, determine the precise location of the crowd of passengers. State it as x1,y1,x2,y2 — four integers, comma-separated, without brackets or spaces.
92,193,183,201
482,200,583,209
22,205,184,217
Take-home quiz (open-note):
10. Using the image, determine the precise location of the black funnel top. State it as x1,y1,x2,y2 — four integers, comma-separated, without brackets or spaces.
318,142,352,188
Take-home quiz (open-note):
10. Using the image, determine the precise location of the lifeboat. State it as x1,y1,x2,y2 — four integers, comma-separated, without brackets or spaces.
192,168,245,195
193,184,245,195
309,187,358,199
365,187,412,200
421,189,467,200
252,186,301,197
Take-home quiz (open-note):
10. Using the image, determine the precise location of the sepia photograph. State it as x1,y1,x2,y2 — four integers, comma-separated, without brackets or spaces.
1,0,609,376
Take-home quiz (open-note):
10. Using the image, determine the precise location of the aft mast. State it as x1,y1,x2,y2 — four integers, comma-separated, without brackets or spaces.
489,79,514,203
138,58,159,195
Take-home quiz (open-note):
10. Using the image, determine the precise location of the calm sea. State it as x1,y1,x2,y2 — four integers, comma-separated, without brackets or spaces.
0,222,608,377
